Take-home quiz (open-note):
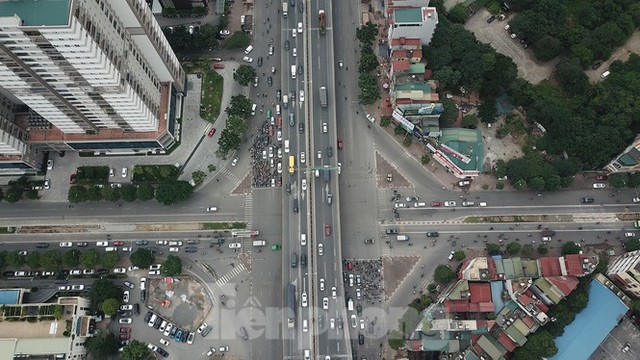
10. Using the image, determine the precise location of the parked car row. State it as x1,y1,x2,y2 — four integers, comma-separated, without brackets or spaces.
144,311,196,346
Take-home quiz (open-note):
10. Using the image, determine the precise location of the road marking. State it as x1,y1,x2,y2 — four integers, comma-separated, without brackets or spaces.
244,194,253,228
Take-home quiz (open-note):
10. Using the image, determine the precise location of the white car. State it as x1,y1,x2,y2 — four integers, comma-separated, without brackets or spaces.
197,322,208,334
319,278,325,291
59,242,72,248
541,237,552,242
299,90,305,102
322,297,329,310
109,168,114,177
219,30,230,36
277,130,282,141
44,179,50,190
207,207,218,212
277,148,283,158
120,304,133,311
119,318,132,324
394,203,407,208
317,150,322,159
293,48,297,57
300,152,306,164
360,319,365,330
121,167,128,178
633,197,640,203
301,179,307,191
331,286,337,299
318,243,323,256
277,162,283,174
47,160,53,170
292,29,296,37
297,22,303,33
229,242,242,249
218,346,229,353
268,146,274,158
169,247,179,252
253,77,258,87
593,183,606,189
448,251,455,260
351,314,357,328
242,56,253,63
149,264,161,270
123,291,130,303
231,157,239,167
356,288,361,300
147,343,158,352
322,123,328,133
330,318,335,329
625,232,636,238
159,338,170,346
302,292,308,307
444,201,456,207
156,240,168,245
164,323,173,337
113,268,126,274
159,320,167,332
366,113,375,123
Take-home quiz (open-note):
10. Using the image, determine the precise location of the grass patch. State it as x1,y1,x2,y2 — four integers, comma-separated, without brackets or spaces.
202,222,247,230
200,69,224,122
0,227,16,234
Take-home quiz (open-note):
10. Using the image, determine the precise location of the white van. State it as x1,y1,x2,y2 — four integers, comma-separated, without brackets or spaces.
244,45,253,54
276,104,281,115
396,235,409,241
291,65,296,79
478,202,487,207
282,94,289,108
302,319,308,332
347,298,354,311
105,247,117,252
251,103,257,116
601,70,610,79
413,202,426,208
304,350,310,360
300,233,307,246
284,140,290,153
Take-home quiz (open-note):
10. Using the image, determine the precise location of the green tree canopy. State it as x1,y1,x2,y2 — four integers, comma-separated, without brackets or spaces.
121,340,152,360
486,243,501,256
121,184,137,202
101,251,120,269
225,94,252,118
155,181,193,205
136,183,155,201
64,249,80,268
40,250,63,272
68,185,88,203
89,278,122,310
626,238,640,252
161,255,182,276
26,251,41,269
233,65,256,86
433,265,455,284
101,297,120,317
6,251,25,268
80,249,100,269
84,333,119,360
562,241,582,255
130,249,155,269
506,242,522,255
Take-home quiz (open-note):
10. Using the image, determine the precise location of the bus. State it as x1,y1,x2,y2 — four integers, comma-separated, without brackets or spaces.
288,155,295,174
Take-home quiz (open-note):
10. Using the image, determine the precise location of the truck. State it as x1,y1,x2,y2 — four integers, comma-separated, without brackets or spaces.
323,165,331,182
282,94,289,109
319,10,326,35
252,240,267,247
319,86,328,107
397,235,410,241
541,229,556,237
286,284,295,328
282,2,288,18
291,65,296,80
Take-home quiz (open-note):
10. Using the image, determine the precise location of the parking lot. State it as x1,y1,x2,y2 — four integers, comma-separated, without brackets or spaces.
464,8,558,84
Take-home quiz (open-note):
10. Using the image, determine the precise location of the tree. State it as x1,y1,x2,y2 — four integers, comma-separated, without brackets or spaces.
121,340,152,360
554,58,589,95
102,186,121,201
102,251,120,269
155,180,193,205
225,94,252,118
537,245,549,254
433,265,455,284
452,250,466,261
101,298,120,317
0,251,6,270
40,250,63,271
529,177,546,192
84,333,119,360
434,67,462,90
87,186,103,201
533,35,563,61
461,114,479,129
421,155,431,165
355,22,377,46
130,249,155,269
89,278,122,310
506,242,522,255
121,184,137,202
448,4,470,24
521,244,534,257
64,249,80,268
26,251,41,269
358,47,379,73
358,73,380,105
136,183,155,201
222,30,250,49
486,243,501,256
609,173,629,188
80,249,100,268
439,98,458,126
5,186,22,203
233,65,256,86
477,98,497,123
191,170,207,186
6,251,25,268
626,238,640,252
68,185,88,203
512,330,557,360
562,241,582,255
161,255,182,276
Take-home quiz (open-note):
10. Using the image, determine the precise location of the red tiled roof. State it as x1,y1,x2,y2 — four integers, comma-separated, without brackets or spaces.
519,293,532,306
547,276,579,296
390,37,421,46
521,314,537,328
392,49,408,59
496,331,517,352
539,257,562,277
564,254,587,276
469,282,492,303
393,60,411,72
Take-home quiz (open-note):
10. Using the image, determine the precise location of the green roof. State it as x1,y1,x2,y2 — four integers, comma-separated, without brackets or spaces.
0,0,70,27
394,8,423,23
440,128,485,172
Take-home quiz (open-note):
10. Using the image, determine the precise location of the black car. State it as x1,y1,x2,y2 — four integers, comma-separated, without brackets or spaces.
356,304,362,315
298,65,303,75
140,290,146,302
267,76,273,87
358,333,365,345
326,146,333,157
135,240,149,246
185,247,198,253
201,326,211,337
119,310,133,317
299,1,304,13
284,40,290,51
156,347,169,358
426,232,439,237
54,278,68,284
580,197,594,203
300,254,307,268
169,325,178,338
153,317,163,329
2,271,14,277
289,0,295,6
96,268,107,275
385,228,399,235
487,15,496,23
76,242,89,247
276,90,281,101
144,311,153,323
592,61,603,70
180,330,189,342
133,303,140,315
257,56,263,67
36,243,49,248
298,122,304,134
187,239,199,245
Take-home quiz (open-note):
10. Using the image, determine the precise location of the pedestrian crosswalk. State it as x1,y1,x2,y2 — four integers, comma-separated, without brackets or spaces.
244,194,253,228
214,262,247,288
380,246,392,257
220,168,242,187
377,189,389,209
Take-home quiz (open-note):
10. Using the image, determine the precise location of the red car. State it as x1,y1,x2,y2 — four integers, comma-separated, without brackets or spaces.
69,174,77,185
337,139,343,150
596,174,607,181
325,224,332,236
277,116,282,129
213,63,225,69
119,327,131,334
118,333,130,341
431,201,441,207
268,125,274,137
112,241,124,246
347,261,353,271
207,128,216,138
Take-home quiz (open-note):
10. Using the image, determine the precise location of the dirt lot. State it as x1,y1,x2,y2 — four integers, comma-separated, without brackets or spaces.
382,255,420,300
147,276,212,331
465,8,558,84
375,151,411,189
232,172,252,194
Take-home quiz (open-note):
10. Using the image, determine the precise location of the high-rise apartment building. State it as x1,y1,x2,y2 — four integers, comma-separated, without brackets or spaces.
0,0,185,167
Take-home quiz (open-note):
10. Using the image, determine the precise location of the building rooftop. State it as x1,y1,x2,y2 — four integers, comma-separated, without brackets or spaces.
393,8,423,23
0,0,70,27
